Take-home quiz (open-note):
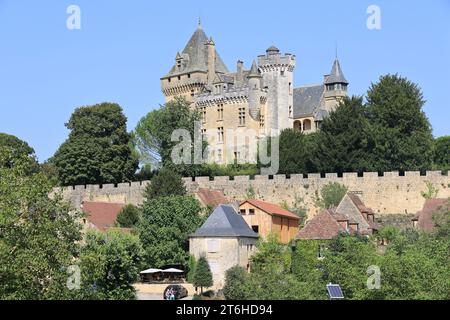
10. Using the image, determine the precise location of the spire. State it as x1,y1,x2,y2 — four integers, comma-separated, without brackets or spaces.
325,59,348,85
248,60,261,78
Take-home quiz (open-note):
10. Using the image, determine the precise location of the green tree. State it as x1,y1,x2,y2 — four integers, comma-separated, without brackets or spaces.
52,103,139,186
134,97,205,176
433,136,450,170
366,74,434,171
193,256,213,294
0,133,39,173
223,266,248,300
116,204,141,228
137,195,204,267
278,129,314,174
144,167,186,199
312,96,373,173
314,182,348,209
321,234,381,300
78,230,145,300
0,149,83,299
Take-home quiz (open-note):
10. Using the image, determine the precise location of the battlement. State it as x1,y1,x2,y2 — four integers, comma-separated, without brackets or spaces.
60,171,450,218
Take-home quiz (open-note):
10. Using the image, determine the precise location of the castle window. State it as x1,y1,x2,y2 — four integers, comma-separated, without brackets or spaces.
217,148,222,162
187,73,191,78
217,104,224,120
239,107,246,126
234,151,241,163
289,106,292,118
168,78,171,83
201,106,206,124
191,89,195,97
177,76,181,80
218,127,224,143
260,115,265,129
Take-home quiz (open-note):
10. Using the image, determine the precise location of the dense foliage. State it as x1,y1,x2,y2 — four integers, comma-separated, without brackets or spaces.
0,133,39,173
78,230,145,300
224,208,450,300
144,167,186,199
433,136,450,171
137,195,204,268
0,149,82,299
116,204,141,228
52,103,139,186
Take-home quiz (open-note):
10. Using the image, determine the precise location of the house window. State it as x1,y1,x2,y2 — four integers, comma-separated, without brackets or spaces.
234,151,240,163
252,225,259,233
240,209,246,215
217,104,224,120
249,209,255,215
239,107,245,126
217,127,224,143
207,239,219,253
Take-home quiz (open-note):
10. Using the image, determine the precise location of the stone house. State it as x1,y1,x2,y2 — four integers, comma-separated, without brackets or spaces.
161,22,348,164
189,204,258,289
239,199,299,243
296,193,378,241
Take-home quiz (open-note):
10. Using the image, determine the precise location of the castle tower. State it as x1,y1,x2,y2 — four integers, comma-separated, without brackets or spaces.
247,60,262,120
258,46,296,135
160,23,229,103
323,59,348,112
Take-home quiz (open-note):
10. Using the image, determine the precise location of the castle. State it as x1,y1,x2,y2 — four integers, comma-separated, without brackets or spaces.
160,22,348,164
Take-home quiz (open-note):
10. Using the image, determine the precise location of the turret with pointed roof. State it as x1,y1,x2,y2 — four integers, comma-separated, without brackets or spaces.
325,59,348,85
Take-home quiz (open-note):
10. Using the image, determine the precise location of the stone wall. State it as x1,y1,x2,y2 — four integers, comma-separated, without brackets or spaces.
58,171,450,218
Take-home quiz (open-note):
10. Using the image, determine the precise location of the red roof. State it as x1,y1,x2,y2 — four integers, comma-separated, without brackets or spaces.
81,201,125,231
296,210,345,240
414,199,448,232
196,188,229,208
241,199,300,220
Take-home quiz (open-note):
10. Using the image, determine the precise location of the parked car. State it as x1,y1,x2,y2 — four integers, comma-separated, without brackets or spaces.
163,285,188,300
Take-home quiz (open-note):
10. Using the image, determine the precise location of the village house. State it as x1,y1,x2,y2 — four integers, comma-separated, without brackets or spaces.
80,201,130,233
239,199,300,243
412,198,449,232
189,204,258,289
296,193,378,241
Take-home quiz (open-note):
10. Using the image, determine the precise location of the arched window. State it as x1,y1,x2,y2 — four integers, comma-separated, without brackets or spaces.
303,119,312,131
293,120,302,131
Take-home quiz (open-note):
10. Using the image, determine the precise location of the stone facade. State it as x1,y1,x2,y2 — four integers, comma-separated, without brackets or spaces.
59,171,450,219
160,23,348,164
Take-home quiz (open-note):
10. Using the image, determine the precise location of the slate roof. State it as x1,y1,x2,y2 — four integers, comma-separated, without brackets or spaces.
413,198,448,232
248,60,261,78
293,84,325,118
324,59,348,84
296,209,346,240
241,199,300,220
190,204,259,238
163,25,229,78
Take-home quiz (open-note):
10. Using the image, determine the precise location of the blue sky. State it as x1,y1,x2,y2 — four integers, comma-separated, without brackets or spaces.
0,0,449,162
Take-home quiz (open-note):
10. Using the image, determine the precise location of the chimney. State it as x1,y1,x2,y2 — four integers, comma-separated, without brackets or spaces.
206,37,216,85
237,60,244,82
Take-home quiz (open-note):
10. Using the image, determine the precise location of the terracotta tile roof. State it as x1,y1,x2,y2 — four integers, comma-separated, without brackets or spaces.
81,201,125,232
196,188,229,208
241,199,300,220
296,210,346,240
414,198,448,232
339,193,378,232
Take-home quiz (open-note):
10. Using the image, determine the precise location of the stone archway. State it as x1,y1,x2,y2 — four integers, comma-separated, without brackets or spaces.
293,120,302,132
